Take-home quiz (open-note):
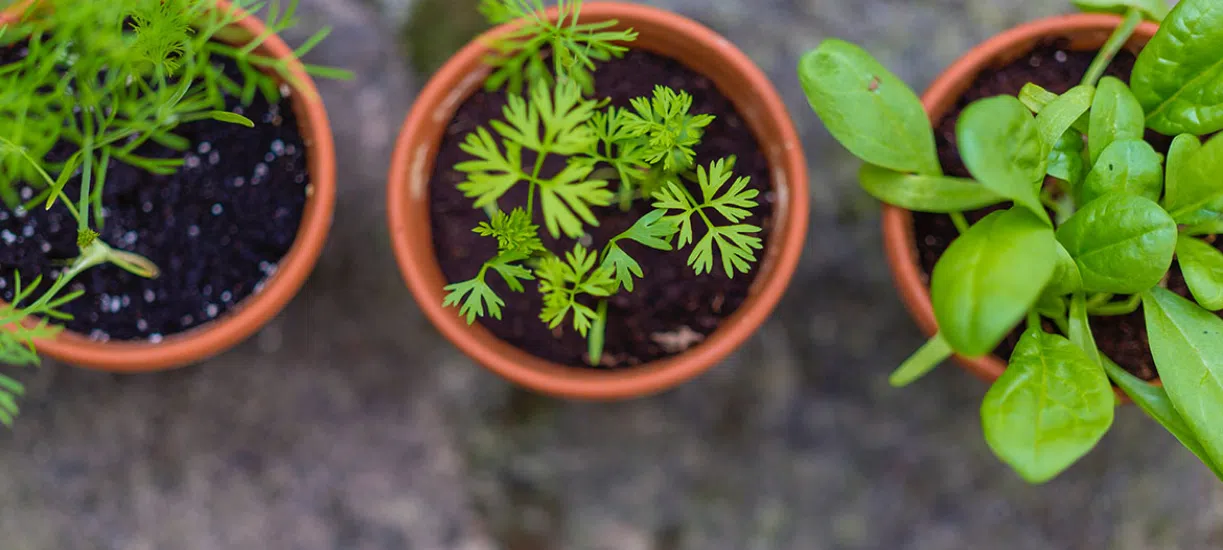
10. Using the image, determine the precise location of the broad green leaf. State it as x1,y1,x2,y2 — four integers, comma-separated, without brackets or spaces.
889,333,953,387
1101,354,1223,480
1078,140,1164,205
1043,241,1084,298
981,328,1114,484
1035,84,1094,158
1088,77,1146,165
1163,134,1202,211
1143,287,1223,468
1177,235,1223,310
931,208,1058,357
1056,193,1177,293
858,164,1005,213
799,40,941,175
1019,83,1089,133
1020,83,1058,114
1165,133,1223,220
957,96,1050,223
1131,0,1223,135
1073,0,1169,20
1047,130,1086,185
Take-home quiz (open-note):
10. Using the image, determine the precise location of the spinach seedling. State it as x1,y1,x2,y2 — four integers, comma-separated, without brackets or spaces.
443,0,764,365
800,0,1223,483
0,0,351,425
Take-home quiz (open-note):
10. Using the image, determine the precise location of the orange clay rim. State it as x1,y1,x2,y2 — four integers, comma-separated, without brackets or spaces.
882,13,1161,389
0,0,337,372
387,2,809,400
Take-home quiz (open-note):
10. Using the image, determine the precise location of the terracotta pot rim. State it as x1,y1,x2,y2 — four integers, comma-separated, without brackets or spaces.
387,2,809,400
0,0,337,372
883,13,1162,389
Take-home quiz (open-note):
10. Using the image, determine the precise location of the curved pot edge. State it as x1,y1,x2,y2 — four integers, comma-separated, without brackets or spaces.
883,12,1162,396
0,0,338,372
387,2,809,400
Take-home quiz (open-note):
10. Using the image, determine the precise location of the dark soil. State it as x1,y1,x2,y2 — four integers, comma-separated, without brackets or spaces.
0,46,309,342
914,40,1210,381
428,50,775,368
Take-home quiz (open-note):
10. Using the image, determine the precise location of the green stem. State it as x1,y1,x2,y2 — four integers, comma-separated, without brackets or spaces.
1027,310,1042,331
1086,293,1114,309
1089,294,1142,316
1050,312,1071,337
1082,8,1143,87
587,299,608,366
78,112,95,231
950,212,971,234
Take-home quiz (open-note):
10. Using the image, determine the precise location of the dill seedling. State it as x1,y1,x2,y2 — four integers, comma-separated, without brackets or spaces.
444,1,764,365
0,0,351,424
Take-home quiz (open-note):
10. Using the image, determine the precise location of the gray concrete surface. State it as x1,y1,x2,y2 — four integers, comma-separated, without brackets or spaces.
2,0,1221,548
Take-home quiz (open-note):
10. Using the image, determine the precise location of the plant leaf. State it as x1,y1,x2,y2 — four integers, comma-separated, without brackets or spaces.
1043,241,1084,298
957,96,1050,223
889,333,953,387
1073,0,1169,20
1056,193,1177,294
858,164,1005,213
931,208,1058,357
1047,130,1087,186
538,162,614,238
1078,139,1164,205
981,328,1114,484
1131,0,1223,135
1165,133,1223,220
619,209,678,251
1177,235,1223,311
799,39,941,175
1100,355,1223,480
1088,76,1146,165
1142,287,1223,468
207,110,255,128
1163,134,1202,212
1035,84,1094,159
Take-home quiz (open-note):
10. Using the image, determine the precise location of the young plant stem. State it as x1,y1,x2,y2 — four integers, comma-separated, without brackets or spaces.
1081,8,1143,87
950,212,970,234
1088,293,1142,316
1086,293,1114,309
587,299,608,366
1027,310,1042,331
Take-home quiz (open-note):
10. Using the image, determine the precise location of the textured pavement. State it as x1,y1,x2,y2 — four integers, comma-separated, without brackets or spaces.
2,0,1221,548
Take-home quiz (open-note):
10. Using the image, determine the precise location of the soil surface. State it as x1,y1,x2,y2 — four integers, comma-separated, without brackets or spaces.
0,48,310,342
428,49,775,368
914,40,1210,381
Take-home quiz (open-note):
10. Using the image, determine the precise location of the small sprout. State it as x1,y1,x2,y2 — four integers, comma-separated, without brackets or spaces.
799,0,1223,484
443,0,764,366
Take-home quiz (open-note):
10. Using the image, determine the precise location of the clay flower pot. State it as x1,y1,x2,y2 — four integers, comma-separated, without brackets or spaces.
884,13,1159,384
387,2,808,400
0,0,336,372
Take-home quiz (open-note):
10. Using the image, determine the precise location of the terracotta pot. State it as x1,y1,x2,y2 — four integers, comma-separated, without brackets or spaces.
387,2,808,400
884,13,1160,385
0,0,336,372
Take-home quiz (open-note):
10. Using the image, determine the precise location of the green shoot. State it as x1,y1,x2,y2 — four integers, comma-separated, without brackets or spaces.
477,0,638,94
444,0,765,366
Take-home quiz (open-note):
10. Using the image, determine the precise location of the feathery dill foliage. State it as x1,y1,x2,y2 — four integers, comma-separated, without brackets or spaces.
0,0,351,425
444,1,764,365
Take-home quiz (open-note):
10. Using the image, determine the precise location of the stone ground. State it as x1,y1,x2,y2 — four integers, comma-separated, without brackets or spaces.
3,0,1222,548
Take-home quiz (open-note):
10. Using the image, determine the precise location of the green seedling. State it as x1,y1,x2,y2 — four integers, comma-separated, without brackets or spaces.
444,0,763,365
0,0,351,425
800,0,1223,482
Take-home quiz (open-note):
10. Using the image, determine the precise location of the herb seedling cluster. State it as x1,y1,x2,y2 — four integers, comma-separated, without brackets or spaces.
0,0,349,425
443,0,764,365
802,0,1223,482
